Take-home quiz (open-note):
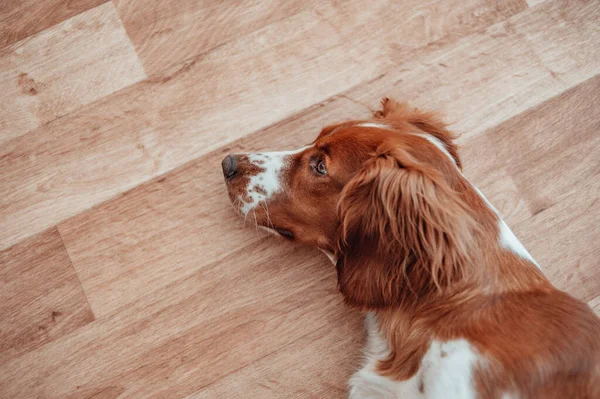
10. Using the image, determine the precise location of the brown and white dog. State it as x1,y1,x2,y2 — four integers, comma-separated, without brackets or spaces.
221,98,600,398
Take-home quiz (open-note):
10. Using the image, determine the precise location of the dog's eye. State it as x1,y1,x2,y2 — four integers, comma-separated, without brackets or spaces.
275,228,294,239
315,160,327,175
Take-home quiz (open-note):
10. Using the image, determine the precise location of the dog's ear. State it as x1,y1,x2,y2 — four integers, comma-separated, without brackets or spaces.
335,142,476,309
374,97,462,168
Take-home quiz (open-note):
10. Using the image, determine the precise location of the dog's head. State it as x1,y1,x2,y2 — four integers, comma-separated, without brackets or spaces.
223,99,487,308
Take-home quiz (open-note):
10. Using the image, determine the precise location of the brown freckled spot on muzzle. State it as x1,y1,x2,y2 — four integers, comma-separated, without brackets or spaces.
241,192,254,203
418,375,425,393
239,156,266,175
253,185,267,195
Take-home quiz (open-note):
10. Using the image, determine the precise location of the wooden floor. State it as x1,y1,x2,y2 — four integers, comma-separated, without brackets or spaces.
1,0,599,397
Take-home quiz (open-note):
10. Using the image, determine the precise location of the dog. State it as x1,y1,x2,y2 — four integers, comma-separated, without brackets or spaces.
221,98,600,398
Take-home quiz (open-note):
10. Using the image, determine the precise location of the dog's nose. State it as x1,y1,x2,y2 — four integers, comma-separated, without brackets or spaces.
221,154,238,179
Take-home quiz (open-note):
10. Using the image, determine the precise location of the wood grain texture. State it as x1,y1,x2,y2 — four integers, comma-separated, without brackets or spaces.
0,0,108,47
0,0,524,251
526,0,548,7
0,228,94,364
515,177,600,303
0,2,146,145
190,312,363,398
348,0,600,140
117,0,526,78
0,241,353,398
114,0,309,77
463,75,600,216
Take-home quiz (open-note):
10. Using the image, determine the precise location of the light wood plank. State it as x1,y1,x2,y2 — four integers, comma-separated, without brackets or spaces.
0,2,146,145
0,0,522,251
349,0,600,140
514,177,600,303
191,313,363,398
0,0,108,48
0,2,147,249
114,0,309,77
461,74,600,216
507,81,600,215
117,0,525,78
0,228,94,364
0,241,353,398
526,0,548,7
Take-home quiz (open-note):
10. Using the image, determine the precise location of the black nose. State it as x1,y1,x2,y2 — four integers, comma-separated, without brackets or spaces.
221,154,238,179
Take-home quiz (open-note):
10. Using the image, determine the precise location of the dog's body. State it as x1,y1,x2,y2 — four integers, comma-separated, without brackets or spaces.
222,98,600,398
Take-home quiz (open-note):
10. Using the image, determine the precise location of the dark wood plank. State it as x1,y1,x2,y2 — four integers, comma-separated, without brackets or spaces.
0,228,94,363
0,0,108,48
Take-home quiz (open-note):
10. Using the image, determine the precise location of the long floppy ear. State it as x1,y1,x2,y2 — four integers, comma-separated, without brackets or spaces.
335,144,477,309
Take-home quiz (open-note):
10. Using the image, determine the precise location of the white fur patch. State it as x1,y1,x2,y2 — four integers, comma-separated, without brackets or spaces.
349,313,399,398
349,313,481,399
471,187,539,268
414,133,457,166
419,340,479,399
498,220,537,265
239,146,310,216
319,249,337,264
357,124,457,167
357,122,390,129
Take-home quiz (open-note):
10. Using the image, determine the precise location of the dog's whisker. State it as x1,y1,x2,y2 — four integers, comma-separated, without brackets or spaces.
260,202,274,230
259,201,283,241
252,209,260,233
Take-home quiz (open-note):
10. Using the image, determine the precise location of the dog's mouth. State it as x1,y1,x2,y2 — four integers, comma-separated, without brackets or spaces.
257,225,295,240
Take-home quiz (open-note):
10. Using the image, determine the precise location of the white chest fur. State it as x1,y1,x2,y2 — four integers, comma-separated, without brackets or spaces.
348,313,481,399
